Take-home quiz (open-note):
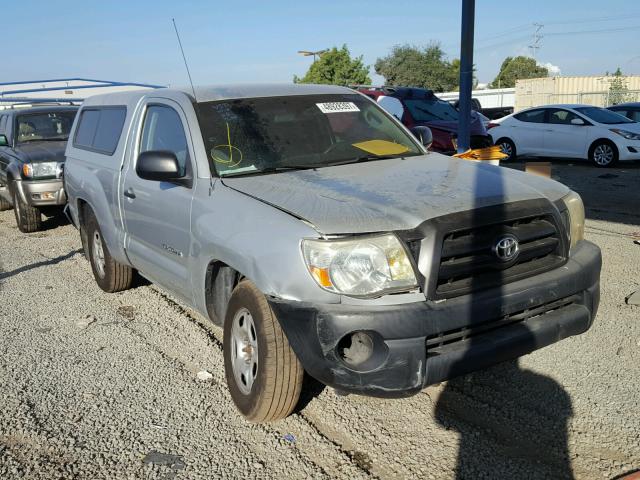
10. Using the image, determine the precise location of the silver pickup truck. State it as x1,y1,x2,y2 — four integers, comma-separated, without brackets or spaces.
64,84,601,422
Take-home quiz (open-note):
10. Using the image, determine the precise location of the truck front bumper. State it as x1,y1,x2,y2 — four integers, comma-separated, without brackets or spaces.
269,240,601,397
15,179,66,207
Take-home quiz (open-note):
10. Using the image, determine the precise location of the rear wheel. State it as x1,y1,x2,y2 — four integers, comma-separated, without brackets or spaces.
13,188,41,232
224,280,303,422
496,137,517,162
589,140,618,167
85,211,133,292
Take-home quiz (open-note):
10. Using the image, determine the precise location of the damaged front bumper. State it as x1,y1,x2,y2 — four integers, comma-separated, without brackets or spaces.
269,240,601,398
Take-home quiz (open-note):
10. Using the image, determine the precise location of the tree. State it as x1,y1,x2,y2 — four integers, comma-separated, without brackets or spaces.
294,45,371,85
607,67,631,106
374,43,462,92
490,56,549,88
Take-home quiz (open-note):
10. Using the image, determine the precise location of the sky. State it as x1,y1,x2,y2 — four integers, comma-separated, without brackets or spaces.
3,0,639,89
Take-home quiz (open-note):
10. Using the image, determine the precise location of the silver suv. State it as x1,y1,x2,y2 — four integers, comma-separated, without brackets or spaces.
64,84,601,422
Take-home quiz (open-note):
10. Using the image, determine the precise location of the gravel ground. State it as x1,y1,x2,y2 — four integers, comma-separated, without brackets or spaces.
0,162,639,479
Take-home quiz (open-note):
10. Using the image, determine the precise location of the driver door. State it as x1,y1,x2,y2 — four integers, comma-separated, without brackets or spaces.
122,99,196,301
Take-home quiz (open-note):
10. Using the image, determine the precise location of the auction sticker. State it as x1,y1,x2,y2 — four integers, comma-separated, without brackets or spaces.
316,102,360,114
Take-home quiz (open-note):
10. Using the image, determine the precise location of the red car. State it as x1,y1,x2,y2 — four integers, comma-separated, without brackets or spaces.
357,86,492,154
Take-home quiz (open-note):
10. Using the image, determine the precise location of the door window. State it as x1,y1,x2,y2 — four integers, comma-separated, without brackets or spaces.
547,109,580,125
140,105,190,177
514,109,546,123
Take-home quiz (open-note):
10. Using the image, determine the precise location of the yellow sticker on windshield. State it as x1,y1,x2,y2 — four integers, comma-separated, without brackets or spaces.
352,140,410,156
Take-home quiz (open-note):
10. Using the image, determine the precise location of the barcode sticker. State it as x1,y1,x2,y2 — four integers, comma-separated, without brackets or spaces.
316,102,360,114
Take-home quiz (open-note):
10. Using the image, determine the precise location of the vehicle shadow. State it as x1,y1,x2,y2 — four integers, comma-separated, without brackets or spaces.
40,211,71,231
434,159,574,478
0,248,83,282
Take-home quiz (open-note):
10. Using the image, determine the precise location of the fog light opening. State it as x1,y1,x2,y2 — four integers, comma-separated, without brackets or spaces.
338,331,374,368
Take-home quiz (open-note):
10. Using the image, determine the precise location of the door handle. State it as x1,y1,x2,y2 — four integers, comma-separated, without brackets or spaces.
124,188,136,199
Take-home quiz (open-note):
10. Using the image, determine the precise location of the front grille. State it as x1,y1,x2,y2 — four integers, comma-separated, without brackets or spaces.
426,294,580,352
435,215,565,299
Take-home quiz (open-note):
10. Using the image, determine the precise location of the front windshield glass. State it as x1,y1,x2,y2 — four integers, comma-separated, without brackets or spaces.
196,94,422,177
403,98,460,122
574,107,634,125
16,111,77,144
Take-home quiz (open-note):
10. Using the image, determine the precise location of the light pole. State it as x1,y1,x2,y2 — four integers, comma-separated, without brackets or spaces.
457,0,475,153
298,49,329,62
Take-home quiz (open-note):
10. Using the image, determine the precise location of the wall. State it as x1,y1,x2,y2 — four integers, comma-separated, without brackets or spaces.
515,76,640,110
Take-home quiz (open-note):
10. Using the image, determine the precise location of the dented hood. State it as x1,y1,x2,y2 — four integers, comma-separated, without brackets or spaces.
221,154,570,234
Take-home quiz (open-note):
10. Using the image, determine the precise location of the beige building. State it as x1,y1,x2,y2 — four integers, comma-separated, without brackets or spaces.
514,75,640,111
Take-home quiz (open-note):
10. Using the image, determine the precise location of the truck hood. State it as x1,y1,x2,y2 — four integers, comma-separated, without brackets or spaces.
222,154,570,235
15,140,67,164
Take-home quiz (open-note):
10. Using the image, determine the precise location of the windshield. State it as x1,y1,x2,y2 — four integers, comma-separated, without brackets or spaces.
16,111,77,144
574,107,634,125
196,94,422,177
403,98,460,122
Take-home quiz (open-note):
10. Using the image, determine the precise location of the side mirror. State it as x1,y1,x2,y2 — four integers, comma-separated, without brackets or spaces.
570,118,586,126
0,134,8,147
410,126,433,150
136,150,184,183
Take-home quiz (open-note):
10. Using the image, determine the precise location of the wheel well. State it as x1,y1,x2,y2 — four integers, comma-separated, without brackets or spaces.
588,138,618,157
205,261,242,327
78,198,91,227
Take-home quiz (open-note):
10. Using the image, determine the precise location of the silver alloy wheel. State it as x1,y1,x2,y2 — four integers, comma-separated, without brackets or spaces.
500,141,513,158
92,231,106,279
230,307,259,395
593,144,614,166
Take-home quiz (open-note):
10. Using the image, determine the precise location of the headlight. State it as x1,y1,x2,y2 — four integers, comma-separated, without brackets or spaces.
22,162,59,179
302,234,418,296
560,191,585,249
610,128,640,140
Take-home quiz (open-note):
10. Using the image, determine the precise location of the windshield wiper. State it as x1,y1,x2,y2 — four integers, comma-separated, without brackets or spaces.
220,164,326,178
19,137,68,143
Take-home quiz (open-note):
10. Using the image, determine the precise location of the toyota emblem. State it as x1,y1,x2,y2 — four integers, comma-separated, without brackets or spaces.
493,235,519,262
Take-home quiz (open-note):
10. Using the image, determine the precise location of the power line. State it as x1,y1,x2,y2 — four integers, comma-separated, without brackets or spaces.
543,13,640,25
546,25,640,36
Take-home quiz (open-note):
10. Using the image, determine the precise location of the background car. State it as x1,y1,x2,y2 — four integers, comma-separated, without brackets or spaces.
489,104,640,167
357,86,492,154
0,105,78,231
607,102,640,122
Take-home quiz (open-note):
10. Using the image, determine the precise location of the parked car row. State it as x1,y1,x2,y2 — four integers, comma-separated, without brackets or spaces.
49,83,601,423
488,103,640,167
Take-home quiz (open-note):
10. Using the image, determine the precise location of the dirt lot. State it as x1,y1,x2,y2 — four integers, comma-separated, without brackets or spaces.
1,161,639,479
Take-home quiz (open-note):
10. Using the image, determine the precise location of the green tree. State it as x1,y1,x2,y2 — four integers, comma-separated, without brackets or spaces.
607,67,631,106
490,56,549,88
293,45,371,85
374,43,462,92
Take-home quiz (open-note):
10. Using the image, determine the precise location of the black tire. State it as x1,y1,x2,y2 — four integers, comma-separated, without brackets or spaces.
496,137,517,162
0,190,11,211
13,188,41,232
224,280,303,422
85,210,133,292
589,140,618,167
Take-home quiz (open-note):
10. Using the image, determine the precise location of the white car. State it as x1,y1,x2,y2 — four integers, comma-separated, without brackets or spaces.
489,104,640,167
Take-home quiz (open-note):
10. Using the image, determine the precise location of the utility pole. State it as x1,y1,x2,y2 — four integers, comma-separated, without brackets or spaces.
457,0,475,153
529,23,543,59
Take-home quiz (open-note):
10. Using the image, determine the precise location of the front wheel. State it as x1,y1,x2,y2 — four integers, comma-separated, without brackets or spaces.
223,280,303,422
13,188,41,232
496,137,517,162
589,140,618,167
85,211,133,292
0,191,12,211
